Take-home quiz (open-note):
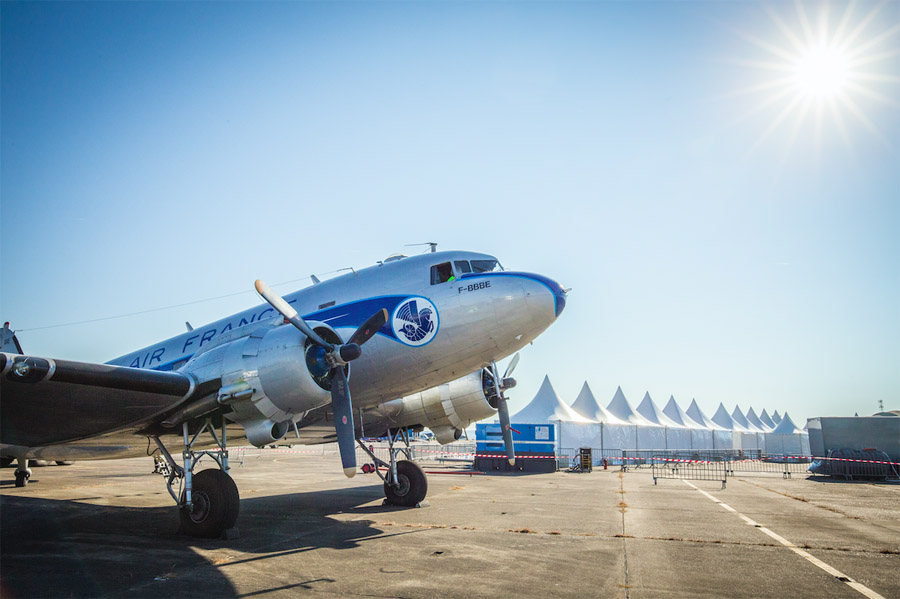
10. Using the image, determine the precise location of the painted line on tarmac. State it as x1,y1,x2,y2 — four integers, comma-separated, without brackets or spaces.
684,480,885,599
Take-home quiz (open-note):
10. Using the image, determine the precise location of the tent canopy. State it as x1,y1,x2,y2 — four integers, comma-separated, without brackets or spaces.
759,409,777,429
511,375,594,424
771,412,803,435
663,396,708,429
746,408,770,432
712,403,748,431
637,392,683,428
607,387,657,426
570,382,628,424
686,399,726,430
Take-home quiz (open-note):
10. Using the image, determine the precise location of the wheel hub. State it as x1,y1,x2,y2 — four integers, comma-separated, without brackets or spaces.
188,491,211,523
393,474,410,496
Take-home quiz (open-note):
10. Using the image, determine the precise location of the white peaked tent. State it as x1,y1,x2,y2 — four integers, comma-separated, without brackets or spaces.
772,410,782,424
712,403,745,431
759,409,777,430
746,408,770,432
567,382,631,450
663,396,714,449
731,405,764,450
712,402,749,450
764,412,809,455
637,392,691,449
512,376,606,455
571,382,628,424
731,406,754,430
607,387,666,450
686,399,731,449
512,375,593,424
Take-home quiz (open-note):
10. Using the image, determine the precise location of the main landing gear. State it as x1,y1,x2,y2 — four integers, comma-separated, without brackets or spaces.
358,428,428,507
152,417,239,539
14,457,31,488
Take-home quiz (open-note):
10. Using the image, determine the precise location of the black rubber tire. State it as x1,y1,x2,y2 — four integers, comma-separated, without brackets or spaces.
384,460,427,507
179,469,240,538
14,471,29,487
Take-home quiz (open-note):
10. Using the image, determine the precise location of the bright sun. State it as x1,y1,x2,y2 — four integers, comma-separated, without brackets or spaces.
793,44,850,98
726,1,898,156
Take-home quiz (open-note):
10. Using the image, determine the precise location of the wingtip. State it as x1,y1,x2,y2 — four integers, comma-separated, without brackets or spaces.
343,467,357,478
254,279,266,294
508,458,516,467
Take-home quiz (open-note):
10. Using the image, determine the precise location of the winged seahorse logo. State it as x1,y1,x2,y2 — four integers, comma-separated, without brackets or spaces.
392,298,438,346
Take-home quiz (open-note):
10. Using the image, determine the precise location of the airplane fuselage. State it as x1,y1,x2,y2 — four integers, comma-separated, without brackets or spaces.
109,250,566,410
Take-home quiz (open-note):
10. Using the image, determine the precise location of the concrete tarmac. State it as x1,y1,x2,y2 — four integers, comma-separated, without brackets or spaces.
1,450,898,598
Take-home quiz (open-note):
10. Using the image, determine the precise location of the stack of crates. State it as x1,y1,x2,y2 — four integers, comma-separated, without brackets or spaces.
474,423,556,473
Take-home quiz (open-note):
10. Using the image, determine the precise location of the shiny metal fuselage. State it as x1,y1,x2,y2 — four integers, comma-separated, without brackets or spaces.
10,251,565,460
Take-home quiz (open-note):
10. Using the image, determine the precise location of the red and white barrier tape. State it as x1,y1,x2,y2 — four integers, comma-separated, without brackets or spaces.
232,447,900,466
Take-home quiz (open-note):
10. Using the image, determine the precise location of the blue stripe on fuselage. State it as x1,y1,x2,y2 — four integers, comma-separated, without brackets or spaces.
459,271,566,317
145,294,413,372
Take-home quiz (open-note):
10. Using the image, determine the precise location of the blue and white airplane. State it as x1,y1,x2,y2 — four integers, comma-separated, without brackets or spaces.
0,249,566,537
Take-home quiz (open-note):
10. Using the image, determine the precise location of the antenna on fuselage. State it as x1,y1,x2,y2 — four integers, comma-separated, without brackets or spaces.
406,242,438,253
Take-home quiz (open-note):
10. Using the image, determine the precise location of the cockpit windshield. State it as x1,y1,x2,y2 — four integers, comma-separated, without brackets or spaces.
470,259,502,273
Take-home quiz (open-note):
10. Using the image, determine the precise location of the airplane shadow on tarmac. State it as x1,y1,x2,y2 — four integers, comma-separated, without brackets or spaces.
0,484,420,599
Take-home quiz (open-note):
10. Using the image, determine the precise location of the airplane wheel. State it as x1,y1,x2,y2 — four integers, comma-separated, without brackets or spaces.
179,469,240,538
14,470,30,488
384,460,427,507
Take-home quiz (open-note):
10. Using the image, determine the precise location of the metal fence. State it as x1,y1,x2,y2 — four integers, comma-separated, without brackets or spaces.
355,442,477,468
651,455,727,488
723,455,812,479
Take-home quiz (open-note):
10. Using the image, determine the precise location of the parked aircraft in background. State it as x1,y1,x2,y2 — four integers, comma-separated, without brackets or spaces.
1,250,566,537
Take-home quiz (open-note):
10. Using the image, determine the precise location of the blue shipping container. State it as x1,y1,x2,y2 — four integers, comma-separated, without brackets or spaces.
476,423,556,454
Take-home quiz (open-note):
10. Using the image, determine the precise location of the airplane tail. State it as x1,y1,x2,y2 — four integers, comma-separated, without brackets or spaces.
1,322,24,353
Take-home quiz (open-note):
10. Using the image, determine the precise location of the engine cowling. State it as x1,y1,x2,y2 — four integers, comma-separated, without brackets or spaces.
362,370,498,443
181,318,342,446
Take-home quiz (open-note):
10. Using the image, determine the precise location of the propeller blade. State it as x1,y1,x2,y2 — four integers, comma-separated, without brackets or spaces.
347,308,389,346
497,396,516,467
330,367,357,478
490,361,516,466
503,352,520,379
255,279,333,350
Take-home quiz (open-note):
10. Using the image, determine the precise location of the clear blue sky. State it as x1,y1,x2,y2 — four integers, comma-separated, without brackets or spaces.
2,1,898,424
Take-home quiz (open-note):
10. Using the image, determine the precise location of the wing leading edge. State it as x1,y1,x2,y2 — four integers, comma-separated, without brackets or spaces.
0,352,210,448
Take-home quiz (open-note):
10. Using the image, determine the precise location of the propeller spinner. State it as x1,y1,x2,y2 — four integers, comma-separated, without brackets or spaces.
255,280,387,478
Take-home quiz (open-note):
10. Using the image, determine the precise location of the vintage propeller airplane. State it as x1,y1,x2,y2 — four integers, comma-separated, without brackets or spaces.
0,249,566,538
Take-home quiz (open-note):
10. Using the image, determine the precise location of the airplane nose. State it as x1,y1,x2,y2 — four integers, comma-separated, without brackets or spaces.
516,272,567,320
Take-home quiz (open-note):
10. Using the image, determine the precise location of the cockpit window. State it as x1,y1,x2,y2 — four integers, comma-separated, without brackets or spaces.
430,262,454,285
470,259,501,273
454,261,472,274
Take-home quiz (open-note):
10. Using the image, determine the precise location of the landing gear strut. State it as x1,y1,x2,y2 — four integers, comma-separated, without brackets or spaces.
358,428,428,507
14,458,31,488
152,417,239,539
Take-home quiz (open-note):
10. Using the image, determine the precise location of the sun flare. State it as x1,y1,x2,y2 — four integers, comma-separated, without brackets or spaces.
725,1,899,157
793,44,850,98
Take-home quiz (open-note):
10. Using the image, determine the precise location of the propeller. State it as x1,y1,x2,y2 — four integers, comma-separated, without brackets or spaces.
255,279,388,478
487,352,520,466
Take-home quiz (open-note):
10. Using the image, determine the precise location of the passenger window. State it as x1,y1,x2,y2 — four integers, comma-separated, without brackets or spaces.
430,262,454,284
454,261,471,274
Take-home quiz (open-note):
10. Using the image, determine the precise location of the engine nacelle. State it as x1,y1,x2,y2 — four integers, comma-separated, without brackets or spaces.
362,370,498,443
182,318,342,446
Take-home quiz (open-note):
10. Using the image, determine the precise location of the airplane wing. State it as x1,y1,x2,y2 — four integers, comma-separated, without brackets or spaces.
0,352,217,448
